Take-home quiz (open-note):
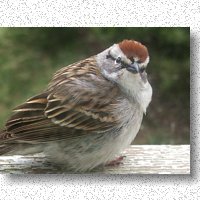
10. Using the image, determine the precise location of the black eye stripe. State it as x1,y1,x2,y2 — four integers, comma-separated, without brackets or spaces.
106,52,144,73
106,52,122,64
106,51,117,61
106,54,115,61
139,67,145,73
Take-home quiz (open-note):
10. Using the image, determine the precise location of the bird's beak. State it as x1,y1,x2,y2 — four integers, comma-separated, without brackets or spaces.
125,62,139,74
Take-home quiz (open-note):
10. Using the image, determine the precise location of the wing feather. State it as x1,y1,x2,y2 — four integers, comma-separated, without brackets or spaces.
1,57,121,144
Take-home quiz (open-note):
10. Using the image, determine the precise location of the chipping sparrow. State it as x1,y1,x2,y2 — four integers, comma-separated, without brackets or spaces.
0,39,152,171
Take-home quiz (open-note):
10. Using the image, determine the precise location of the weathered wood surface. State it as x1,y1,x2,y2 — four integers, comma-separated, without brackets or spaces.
0,145,190,174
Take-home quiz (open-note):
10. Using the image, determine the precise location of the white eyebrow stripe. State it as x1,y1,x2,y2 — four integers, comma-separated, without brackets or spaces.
142,56,150,66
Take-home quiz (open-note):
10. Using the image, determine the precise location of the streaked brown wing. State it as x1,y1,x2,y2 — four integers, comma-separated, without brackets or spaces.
1,58,120,143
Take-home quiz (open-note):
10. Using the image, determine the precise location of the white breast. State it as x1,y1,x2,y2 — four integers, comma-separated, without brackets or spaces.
118,69,152,114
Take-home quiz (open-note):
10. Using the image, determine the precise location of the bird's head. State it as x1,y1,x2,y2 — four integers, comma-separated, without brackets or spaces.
101,40,149,74
98,39,149,80
96,39,152,112
118,39,149,73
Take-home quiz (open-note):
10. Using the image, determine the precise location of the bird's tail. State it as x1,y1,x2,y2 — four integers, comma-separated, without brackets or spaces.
0,129,14,155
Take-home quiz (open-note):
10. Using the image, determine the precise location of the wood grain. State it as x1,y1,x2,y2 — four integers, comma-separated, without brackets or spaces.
0,145,190,174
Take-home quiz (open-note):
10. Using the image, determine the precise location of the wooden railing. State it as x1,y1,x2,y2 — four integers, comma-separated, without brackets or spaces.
0,145,190,174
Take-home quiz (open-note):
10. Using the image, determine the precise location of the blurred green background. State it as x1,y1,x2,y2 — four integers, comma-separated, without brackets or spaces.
0,28,190,144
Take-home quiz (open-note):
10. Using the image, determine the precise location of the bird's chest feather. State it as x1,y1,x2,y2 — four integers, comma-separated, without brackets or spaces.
118,69,152,114
45,102,143,171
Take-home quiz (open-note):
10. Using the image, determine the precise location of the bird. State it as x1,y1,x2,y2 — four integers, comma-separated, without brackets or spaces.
0,39,152,172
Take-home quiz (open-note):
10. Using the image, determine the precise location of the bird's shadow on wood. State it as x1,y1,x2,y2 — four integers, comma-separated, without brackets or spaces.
4,173,193,186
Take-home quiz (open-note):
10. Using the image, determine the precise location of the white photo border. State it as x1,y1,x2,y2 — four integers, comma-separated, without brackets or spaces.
0,0,199,199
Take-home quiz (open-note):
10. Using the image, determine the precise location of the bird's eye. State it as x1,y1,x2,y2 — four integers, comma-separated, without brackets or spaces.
115,57,121,63
130,57,135,63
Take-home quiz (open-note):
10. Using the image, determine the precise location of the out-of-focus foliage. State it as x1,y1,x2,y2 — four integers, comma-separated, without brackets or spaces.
0,28,190,144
